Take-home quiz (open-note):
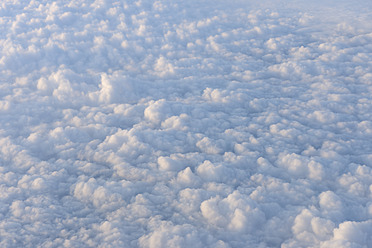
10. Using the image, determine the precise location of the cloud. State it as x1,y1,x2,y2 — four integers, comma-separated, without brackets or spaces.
0,0,371,247
200,191,266,232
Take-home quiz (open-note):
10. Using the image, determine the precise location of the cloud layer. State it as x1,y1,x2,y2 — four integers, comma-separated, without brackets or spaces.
0,0,371,247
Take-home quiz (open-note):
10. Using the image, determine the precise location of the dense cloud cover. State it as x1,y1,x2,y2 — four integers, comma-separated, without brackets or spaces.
0,0,372,247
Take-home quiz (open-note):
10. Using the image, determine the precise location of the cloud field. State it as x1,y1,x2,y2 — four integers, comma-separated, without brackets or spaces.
0,0,372,247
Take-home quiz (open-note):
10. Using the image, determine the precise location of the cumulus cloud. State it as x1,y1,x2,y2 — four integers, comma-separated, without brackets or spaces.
0,0,371,247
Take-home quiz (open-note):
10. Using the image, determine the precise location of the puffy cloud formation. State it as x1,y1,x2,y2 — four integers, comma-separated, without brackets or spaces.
0,0,371,247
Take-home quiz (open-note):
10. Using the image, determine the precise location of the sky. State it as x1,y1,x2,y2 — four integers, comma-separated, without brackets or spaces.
0,0,372,247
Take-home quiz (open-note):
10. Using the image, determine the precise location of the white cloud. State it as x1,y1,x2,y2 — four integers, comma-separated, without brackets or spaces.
0,0,371,247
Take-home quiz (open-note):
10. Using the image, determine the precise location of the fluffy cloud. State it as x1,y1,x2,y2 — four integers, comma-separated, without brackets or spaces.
0,0,371,247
